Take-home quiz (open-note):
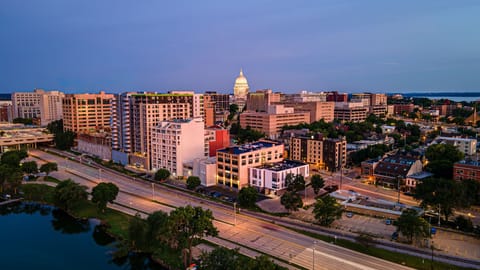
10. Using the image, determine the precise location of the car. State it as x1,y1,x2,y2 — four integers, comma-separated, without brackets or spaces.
348,189,357,193
385,219,392,225
391,231,399,240
346,212,353,218
324,185,339,193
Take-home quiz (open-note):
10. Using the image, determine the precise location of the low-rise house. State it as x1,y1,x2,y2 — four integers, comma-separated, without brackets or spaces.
454,160,480,182
373,155,423,189
249,160,309,195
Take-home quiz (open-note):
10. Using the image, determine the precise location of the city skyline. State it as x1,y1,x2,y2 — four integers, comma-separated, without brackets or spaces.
1,1,480,93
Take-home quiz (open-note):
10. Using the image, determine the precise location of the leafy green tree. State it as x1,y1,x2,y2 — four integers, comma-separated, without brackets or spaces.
126,213,148,252
414,178,459,221
199,247,244,270
313,195,343,226
22,161,38,175
458,179,480,207
310,174,325,195
236,126,266,144
454,215,474,232
395,209,430,243
154,168,170,182
40,162,58,177
426,160,454,178
13,117,33,125
285,173,305,192
280,191,303,212
54,130,76,150
238,186,258,208
168,205,218,267
0,164,23,193
1,149,28,167
91,182,119,213
53,179,88,212
228,104,239,121
426,144,464,164
186,176,201,190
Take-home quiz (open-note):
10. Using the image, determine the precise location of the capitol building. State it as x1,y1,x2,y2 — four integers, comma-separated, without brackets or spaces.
233,69,249,110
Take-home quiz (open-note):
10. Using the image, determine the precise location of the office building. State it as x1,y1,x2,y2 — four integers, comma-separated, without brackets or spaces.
246,89,281,112
62,91,113,133
288,101,335,123
12,89,64,126
430,136,477,156
334,102,368,122
216,140,284,189
240,105,310,139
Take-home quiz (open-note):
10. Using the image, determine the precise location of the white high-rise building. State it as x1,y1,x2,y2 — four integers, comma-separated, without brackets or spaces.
151,118,206,176
12,89,64,126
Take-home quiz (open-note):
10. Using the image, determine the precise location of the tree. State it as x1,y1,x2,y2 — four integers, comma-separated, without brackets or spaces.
54,130,75,150
0,164,22,193
53,179,88,212
414,178,460,221
199,247,244,270
40,162,58,178
91,182,119,213
313,195,343,226
186,176,201,190
285,173,305,192
426,160,455,178
395,209,430,243
280,191,303,212
1,149,28,167
21,161,38,175
154,168,170,182
426,144,464,164
238,186,258,208
168,205,218,267
458,179,480,207
228,104,239,121
310,174,325,195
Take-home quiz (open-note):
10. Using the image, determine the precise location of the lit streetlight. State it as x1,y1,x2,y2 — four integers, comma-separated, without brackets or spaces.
233,202,237,226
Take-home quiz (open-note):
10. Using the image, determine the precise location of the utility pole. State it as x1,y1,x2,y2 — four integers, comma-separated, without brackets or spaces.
233,202,237,226
397,176,401,204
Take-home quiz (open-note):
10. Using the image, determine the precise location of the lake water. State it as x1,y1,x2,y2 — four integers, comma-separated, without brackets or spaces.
0,202,164,270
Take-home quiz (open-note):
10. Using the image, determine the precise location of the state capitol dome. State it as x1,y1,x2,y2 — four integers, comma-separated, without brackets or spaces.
233,68,249,99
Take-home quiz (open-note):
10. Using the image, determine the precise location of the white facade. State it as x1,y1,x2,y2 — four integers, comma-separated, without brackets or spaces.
431,136,477,156
249,160,309,193
183,157,217,187
151,117,205,176
12,89,64,126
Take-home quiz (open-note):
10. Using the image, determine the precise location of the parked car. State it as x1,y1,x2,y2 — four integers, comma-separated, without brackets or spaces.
385,219,392,225
346,212,353,218
324,185,339,193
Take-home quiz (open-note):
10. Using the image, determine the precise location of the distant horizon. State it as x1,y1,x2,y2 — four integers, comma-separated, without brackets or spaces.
1,1,479,92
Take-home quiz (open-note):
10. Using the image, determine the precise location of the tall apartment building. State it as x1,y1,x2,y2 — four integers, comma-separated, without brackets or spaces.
334,102,368,122
169,91,204,118
204,91,230,112
151,118,205,176
111,92,134,153
0,101,13,122
289,134,347,172
246,89,281,112
129,93,195,169
216,140,284,189
12,89,64,126
62,91,114,133
240,105,310,139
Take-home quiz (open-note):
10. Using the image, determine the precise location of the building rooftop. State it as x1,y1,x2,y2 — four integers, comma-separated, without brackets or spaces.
408,171,434,179
218,140,279,155
255,159,307,171
456,160,480,167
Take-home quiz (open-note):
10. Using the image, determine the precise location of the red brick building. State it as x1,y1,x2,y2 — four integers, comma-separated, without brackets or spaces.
454,160,480,182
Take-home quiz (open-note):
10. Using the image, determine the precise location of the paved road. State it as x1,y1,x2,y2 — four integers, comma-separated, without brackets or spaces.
29,149,414,270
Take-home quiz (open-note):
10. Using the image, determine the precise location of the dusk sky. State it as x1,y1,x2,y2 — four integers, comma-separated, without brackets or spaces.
1,1,480,94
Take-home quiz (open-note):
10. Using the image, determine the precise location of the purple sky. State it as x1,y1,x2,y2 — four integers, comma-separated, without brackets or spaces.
1,1,480,94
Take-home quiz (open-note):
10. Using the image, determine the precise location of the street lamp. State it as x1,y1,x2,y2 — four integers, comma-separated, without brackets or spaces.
233,202,237,226
151,182,155,200
313,240,317,270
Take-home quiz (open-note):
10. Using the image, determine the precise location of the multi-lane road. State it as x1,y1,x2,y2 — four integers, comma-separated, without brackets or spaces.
29,149,416,270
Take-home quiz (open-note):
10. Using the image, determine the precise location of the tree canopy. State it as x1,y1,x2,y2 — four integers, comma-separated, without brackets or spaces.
40,162,58,177
285,173,305,192
310,174,325,195
238,186,258,208
313,195,343,226
395,209,430,243
53,179,88,212
186,176,201,190
91,182,119,212
414,178,460,221
22,161,38,175
154,168,170,182
280,191,303,212
199,247,287,270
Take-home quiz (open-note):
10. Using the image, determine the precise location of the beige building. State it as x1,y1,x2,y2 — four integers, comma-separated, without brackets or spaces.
240,105,310,139
77,133,112,160
290,134,347,172
216,140,284,189
288,101,335,123
151,118,205,176
183,157,217,187
62,91,114,133
334,102,368,122
12,89,64,126
246,89,281,112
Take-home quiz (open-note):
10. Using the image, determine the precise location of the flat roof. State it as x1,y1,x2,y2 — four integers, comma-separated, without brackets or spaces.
254,159,307,171
456,160,480,167
218,140,279,155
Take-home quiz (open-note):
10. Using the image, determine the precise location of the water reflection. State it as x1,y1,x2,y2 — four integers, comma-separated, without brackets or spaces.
51,208,91,234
